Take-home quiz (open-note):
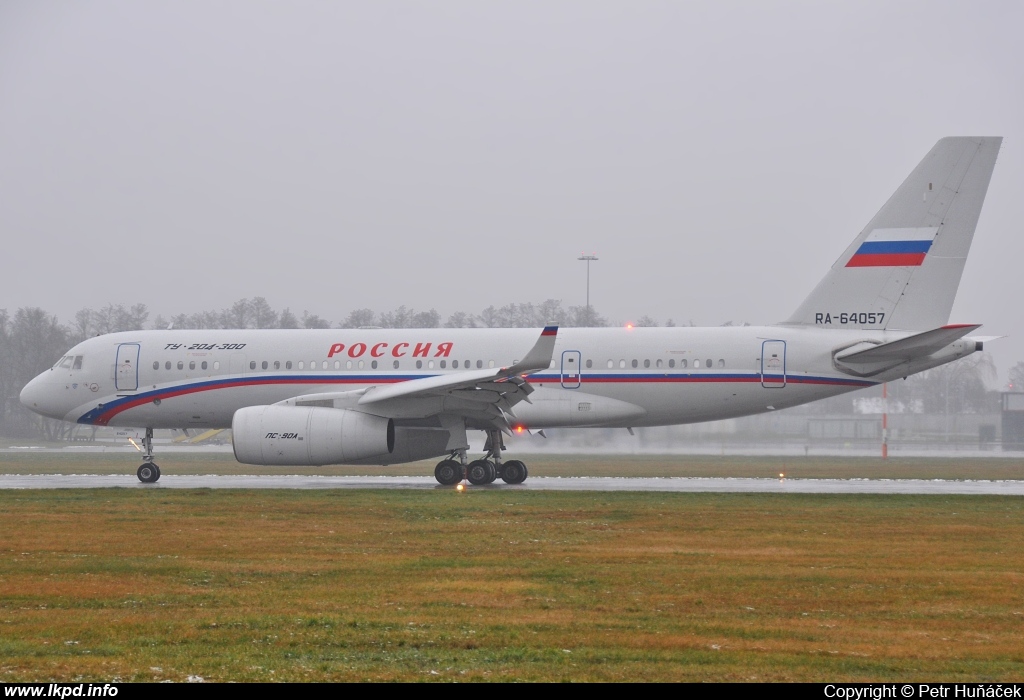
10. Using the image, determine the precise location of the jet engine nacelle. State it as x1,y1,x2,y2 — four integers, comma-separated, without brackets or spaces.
232,405,394,466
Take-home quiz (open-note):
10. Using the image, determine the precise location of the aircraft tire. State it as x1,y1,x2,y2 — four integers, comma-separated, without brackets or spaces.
500,460,528,484
137,463,159,483
434,459,463,485
467,459,494,486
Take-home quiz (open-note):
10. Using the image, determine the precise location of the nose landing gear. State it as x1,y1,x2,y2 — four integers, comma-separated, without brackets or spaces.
136,427,161,483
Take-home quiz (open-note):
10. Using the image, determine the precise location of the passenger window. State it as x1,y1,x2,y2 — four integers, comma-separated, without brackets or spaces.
357,360,364,369
166,361,172,370
346,360,353,369
680,359,687,368
718,359,725,368
668,359,675,368
371,360,378,369
178,361,184,370
607,360,613,369
586,359,592,368
73,356,83,370
440,360,447,369
273,361,280,370
322,361,328,370
262,361,268,370
631,359,638,368
706,359,713,368
619,360,626,369
337,361,343,370
202,361,208,370
656,359,663,368
416,360,423,369
428,360,435,369
488,360,494,368
393,360,400,369
298,361,304,370
286,361,292,370
644,359,650,368
477,360,483,369
186,361,192,370
153,361,159,370
213,361,220,370
452,360,459,369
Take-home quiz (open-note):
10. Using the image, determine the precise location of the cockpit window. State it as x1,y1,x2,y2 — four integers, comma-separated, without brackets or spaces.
72,356,83,370
57,356,73,369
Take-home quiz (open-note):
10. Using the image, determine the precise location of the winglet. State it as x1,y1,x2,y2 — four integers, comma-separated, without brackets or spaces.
502,326,558,377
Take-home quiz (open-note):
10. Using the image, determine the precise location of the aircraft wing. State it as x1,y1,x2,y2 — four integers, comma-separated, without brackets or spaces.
358,325,557,405
274,326,558,433
835,324,981,364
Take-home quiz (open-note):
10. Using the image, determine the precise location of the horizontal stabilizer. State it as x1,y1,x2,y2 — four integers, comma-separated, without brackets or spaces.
835,324,980,364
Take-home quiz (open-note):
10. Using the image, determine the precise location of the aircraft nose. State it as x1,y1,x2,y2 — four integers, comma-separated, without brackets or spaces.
20,373,64,419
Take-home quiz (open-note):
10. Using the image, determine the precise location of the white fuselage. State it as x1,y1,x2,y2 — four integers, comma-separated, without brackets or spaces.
22,325,941,434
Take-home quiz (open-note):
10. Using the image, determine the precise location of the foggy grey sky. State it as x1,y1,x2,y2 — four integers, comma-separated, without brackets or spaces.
2,2,1022,378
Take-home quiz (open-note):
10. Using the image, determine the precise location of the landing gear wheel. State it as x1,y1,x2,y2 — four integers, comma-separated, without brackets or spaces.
501,460,528,484
467,459,496,486
434,459,464,486
137,463,160,483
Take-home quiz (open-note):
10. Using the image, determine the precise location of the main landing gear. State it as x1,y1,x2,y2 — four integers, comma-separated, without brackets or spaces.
136,427,161,483
433,429,529,486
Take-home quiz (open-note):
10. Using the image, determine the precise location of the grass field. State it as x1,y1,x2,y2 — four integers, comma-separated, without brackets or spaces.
1,484,1023,681
0,450,1022,480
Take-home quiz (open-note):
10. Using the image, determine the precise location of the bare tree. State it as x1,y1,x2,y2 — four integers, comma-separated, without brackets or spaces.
278,308,299,329
223,298,253,329
302,311,331,329
340,308,376,328
445,311,477,328
409,309,441,328
250,297,278,329
567,304,607,328
5,308,70,439
1009,361,1024,392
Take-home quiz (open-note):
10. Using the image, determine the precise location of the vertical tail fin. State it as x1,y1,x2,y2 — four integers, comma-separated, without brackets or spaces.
787,137,1001,330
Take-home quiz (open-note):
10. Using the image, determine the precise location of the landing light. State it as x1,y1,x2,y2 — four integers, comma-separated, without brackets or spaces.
456,483,465,492
128,437,142,452
515,425,525,434
625,323,634,330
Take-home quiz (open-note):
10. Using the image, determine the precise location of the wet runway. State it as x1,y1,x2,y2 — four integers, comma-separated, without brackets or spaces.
1,474,1022,494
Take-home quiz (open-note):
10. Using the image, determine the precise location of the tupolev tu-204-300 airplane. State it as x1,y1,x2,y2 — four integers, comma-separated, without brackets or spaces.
21,137,1002,486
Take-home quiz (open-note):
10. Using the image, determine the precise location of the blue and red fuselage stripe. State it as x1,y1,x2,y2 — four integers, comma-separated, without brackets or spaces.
77,372,876,426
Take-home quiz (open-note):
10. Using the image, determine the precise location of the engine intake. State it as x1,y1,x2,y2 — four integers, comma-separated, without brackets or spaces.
232,405,394,466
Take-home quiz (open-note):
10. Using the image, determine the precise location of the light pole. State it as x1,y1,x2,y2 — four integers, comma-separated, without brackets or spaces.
578,253,598,324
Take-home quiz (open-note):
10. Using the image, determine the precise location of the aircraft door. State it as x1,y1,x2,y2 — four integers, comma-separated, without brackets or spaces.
115,343,140,392
561,350,582,389
760,340,786,388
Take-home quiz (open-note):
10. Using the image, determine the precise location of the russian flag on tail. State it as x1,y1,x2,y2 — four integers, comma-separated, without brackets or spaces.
846,227,939,267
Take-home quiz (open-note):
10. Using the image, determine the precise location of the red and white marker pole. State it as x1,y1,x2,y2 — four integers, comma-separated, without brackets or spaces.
882,382,888,459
